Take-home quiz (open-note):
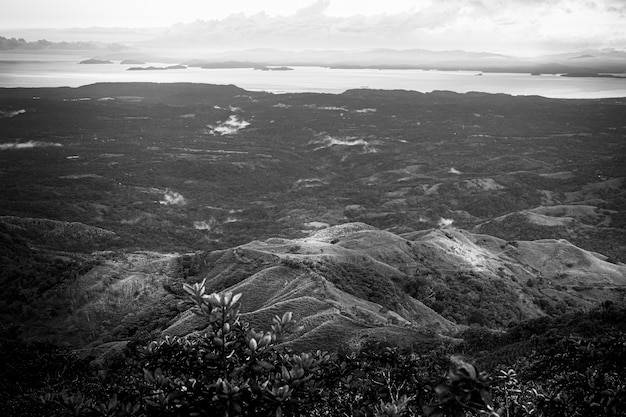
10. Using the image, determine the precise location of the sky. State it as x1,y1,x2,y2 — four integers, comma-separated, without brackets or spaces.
2,0,626,55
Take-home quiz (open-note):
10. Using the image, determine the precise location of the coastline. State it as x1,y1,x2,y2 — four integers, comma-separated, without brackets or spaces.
2,63,626,99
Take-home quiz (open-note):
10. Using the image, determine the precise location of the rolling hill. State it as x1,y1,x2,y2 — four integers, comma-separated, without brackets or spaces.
6,221,623,354
0,83,624,354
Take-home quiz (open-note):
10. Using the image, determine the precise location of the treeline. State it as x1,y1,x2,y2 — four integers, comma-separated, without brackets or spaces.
460,301,626,416
0,223,101,321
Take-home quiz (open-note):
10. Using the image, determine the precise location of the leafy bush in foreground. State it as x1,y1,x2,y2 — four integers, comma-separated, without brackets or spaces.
464,302,626,417
40,280,497,417
5,279,625,417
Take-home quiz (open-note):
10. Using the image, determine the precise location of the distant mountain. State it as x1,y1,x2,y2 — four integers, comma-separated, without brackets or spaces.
152,47,626,74
3,29,625,73
120,59,146,65
79,58,113,64
0,35,125,51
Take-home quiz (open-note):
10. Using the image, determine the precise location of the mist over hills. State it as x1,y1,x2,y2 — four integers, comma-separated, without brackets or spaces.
171,48,626,75
3,28,626,75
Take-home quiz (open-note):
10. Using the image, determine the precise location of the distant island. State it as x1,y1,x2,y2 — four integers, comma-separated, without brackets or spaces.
197,61,265,69
120,59,146,65
254,66,294,71
126,64,187,71
561,72,626,78
78,58,113,64
194,62,294,71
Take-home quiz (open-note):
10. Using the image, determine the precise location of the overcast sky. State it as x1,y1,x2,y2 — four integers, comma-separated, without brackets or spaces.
2,0,625,55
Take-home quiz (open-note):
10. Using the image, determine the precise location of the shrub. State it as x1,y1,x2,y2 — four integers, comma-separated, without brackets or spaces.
41,280,497,417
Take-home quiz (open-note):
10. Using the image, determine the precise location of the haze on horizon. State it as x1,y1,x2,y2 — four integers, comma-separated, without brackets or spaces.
2,0,626,56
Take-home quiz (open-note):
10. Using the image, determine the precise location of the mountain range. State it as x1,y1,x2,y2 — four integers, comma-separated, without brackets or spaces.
2,30,626,75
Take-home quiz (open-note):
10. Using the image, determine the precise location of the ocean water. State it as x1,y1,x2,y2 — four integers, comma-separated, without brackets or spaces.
1,59,626,98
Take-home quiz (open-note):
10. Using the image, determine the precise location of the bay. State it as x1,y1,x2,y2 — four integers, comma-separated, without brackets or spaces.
1,58,626,98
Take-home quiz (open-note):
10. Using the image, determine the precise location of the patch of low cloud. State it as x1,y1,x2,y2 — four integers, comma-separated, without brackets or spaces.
193,218,217,231
206,115,250,135
121,216,144,225
294,177,326,189
448,167,462,175
159,190,186,206
312,135,377,153
59,174,103,179
304,104,348,111
0,109,25,118
0,140,62,151
304,221,329,229
438,217,454,228
354,108,377,113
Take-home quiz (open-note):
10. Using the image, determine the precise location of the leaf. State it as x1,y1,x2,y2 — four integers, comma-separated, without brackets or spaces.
422,405,443,417
222,292,233,306
143,369,154,384
282,311,293,324
182,283,194,296
166,390,184,402
281,365,290,381
434,384,449,397
231,292,242,306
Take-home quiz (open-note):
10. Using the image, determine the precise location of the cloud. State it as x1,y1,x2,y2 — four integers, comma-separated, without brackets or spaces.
0,109,26,118
159,190,186,205
193,219,217,231
206,115,250,136
295,0,331,16
438,217,454,228
311,135,378,153
154,0,626,54
0,140,61,150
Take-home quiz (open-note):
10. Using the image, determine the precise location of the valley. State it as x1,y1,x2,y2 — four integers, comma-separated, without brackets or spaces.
1,83,625,341
1,83,625,415
1,84,625,257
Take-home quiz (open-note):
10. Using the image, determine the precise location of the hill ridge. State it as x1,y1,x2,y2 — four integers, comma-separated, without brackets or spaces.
155,223,625,350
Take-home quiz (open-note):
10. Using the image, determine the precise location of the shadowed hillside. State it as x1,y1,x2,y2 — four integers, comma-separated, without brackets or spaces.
9,222,621,353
